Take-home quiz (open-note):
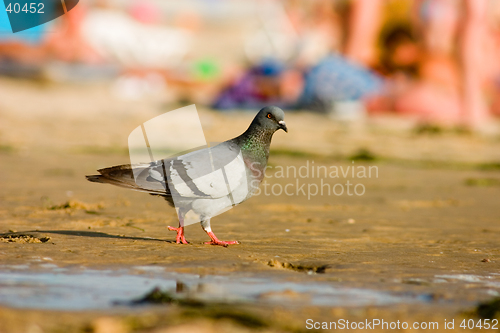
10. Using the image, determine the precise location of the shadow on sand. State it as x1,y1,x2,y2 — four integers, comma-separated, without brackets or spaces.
1,230,174,243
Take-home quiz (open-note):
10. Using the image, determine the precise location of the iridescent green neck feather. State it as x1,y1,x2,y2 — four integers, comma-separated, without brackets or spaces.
233,125,275,170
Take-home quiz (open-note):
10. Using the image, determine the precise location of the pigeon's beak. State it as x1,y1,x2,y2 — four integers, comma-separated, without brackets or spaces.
278,120,288,133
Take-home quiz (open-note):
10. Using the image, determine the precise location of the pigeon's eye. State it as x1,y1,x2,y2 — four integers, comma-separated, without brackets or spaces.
267,113,272,119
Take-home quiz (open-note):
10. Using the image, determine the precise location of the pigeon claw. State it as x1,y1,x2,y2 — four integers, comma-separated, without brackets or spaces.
204,240,239,247
205,231,239,247
167,226,188,244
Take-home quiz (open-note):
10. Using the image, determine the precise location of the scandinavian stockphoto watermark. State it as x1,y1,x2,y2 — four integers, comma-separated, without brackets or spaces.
250,160,378,200
127,105,378,227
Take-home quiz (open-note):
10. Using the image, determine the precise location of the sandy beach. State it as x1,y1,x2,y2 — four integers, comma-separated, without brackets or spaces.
0,78,499,332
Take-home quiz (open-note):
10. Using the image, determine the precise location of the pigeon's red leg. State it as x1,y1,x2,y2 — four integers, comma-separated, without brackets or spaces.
201,219,238,246
204,231,239,246
168,210,188,244
167,225,188,244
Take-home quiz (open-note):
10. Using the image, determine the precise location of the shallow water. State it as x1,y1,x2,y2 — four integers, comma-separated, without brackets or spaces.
435,274,500,294
0,265,420,310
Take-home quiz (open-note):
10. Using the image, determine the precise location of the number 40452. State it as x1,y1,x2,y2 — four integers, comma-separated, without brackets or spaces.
461,319,499,330
5,3,45,14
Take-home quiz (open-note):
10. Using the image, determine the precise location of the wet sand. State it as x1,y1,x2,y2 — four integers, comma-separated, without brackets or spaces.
0,78,499,332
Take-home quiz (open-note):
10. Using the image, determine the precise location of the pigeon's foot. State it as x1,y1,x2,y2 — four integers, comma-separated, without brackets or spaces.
167,226,188,244
204,231,239,247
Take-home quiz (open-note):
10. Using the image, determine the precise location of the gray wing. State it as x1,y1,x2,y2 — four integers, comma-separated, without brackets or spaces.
86,141,248,200
157,141,248,200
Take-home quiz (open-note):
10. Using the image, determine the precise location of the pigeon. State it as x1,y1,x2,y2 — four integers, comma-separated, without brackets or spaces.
86,106,287,246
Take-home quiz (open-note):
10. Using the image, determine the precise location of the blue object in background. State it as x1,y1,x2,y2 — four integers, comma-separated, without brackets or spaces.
213,59,286,110
213,55,384,112
298,54,384,111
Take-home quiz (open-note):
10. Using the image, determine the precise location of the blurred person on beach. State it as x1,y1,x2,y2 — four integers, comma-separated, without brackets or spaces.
370,0,499,129
214,0,384,112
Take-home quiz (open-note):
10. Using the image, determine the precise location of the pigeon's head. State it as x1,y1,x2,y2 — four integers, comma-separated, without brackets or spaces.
256,106,287,133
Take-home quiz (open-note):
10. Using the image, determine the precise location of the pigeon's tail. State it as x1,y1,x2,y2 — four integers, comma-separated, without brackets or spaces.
86,164,171,196
85,164,143,191
85,174,139,191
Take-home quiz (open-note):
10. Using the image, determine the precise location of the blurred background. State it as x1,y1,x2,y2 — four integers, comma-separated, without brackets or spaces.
1,0,500,125
1,0,500,165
